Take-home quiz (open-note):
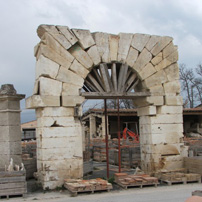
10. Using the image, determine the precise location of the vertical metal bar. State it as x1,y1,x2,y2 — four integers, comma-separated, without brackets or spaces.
117,98,121,173
104,99,109,178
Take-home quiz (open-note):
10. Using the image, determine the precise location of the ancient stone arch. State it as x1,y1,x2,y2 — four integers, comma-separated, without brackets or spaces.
26,24,187,189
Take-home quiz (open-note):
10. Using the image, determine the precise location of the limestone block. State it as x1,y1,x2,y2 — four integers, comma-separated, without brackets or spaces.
36,107,74,118
157,106,183,114
140,123,183,135
161,159,183,170
139,63,156,80
0,100,20,110
164,63,179,81
62,83,80,96
36,44,71,70
163,80,181,94
133,48,152,72
92,32,110,63
62,95,85,107
37,116,74,128
163,42,175,58
0,141,21,155
144,70,168,88
26,95,60,109
33,80,39,95
145,35,161,51
36,124,81,138
0,126,21,141
131,33,150,52
72,29,95,49
37,25,71,49
117,33,133,62
39,77,62,96
147,96,164,106
165,95,183,106
0,112,20,126
140,114,183,125
126,47,139,67
57,25,78,45
87,45,101,65
35,55,60,80
37,158,82,172
151,52,162,66
133,96,164,107
34,43,40,57
137,106,156,116
69,59,89,79
149,85,165,95
68,44,93,69
166,49,178,64
154,58,172,71
42,32,74,63
153,144,180,155
109,34,119,61
56,66,84,87
37,147,75,161
151,36,173,56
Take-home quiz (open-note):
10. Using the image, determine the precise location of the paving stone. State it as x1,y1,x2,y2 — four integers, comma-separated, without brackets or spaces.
126,47,139,67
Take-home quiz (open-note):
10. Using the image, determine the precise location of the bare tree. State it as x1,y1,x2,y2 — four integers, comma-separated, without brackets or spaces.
180,63,202,108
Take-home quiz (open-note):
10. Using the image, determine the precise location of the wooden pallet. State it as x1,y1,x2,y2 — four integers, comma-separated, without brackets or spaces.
65,186,111,196
161,179,201,186
0,171,27,198
115,181,158,189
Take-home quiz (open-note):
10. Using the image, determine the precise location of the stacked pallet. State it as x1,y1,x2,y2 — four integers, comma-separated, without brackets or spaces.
0,170,27,198
93,145,106,162
114,173,158,189
184,157,202,175
64,178,112,196
160,172,201,185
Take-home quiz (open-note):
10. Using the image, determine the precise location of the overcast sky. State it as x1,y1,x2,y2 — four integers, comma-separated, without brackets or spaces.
0,0,202,122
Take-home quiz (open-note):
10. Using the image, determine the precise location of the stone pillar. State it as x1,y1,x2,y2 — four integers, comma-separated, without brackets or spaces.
138,105,188,173
35,107,83,190
89,114,96,139
0,84,25,169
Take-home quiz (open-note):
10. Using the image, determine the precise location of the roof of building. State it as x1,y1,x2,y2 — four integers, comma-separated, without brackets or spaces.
21,120,37,130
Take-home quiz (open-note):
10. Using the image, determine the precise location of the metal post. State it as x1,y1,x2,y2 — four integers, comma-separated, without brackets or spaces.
104,99,109,178
117,98,121,173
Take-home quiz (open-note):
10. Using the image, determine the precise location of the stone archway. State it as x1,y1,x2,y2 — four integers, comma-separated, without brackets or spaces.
26,24,187,189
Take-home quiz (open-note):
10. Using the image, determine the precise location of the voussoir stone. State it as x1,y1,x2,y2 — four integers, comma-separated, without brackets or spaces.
126,47,139,67
35,55,60,79
139,63,156,80
72,29,95,49
37,44,72,69
131,33,150,52
68,44,93,69
69,59,89,79
56,66,84,87
145,35,161,51
92,32,110,63
117,33,133,62
37,25,72,49
87,45,101,65
109,34,119,61
57,25,78,45
42,32,74,63
151,36,173,56
164,63,179,81
133,48,152,72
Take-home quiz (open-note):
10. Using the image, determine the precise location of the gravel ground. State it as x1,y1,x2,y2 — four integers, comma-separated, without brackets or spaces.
5,183,202,202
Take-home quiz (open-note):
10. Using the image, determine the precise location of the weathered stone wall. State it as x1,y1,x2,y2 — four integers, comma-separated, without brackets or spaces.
26,24,186,189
